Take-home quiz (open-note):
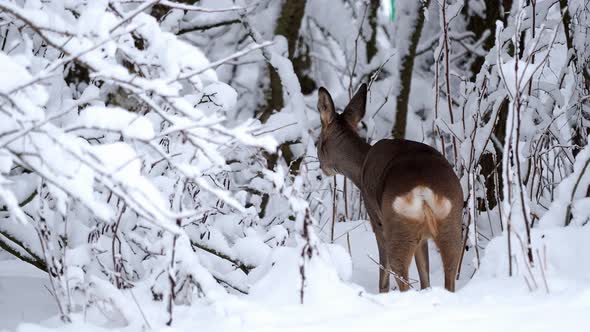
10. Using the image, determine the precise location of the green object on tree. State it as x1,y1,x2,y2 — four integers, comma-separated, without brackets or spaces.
390,0,395,22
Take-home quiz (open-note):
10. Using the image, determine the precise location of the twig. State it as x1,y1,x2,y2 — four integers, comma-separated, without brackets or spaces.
0,228,47,272
190,241,254,274
536,249,549,293
211,274,248,295
0,189,37,212
170,41,274,83
178,19,240,35
129,289,152,329
158,1,245,13
367,255,415,289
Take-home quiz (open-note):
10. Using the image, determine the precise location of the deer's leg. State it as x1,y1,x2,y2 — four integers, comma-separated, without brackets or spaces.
434,219,462,292
414,240,430,290
387,227,420,292
377,237,390,293
389,241,418,292
369,212,390,293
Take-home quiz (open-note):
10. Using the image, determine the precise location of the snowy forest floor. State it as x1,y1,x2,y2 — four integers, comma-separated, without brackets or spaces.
1,222,589,332
0,258,56,329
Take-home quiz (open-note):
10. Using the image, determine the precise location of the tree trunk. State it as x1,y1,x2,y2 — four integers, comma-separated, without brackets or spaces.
478,99,508,210
259,0,308,123
464,0,507,81
366,0,381,63
258,0,308,217
391,0,430,139
462,0,511,210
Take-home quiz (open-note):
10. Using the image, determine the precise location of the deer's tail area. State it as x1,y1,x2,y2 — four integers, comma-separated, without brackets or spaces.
392,186,452,237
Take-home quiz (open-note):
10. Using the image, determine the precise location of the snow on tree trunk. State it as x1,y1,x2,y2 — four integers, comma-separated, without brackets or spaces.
391,0,430,139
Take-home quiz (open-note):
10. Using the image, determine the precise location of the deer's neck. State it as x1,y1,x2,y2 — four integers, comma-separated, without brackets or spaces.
335,133,370,188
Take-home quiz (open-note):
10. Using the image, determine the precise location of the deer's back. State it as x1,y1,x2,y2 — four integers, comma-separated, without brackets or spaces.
360,139,463,225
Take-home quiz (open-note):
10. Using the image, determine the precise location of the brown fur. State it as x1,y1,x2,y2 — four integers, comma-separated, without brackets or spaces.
316,84,464,293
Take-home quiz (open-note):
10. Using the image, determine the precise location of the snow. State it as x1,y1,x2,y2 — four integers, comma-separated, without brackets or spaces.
3,222,590,331
200,83,238,112
0,52,47,121
540,144,590,228
500,59,539,97
86,142,182,232
0,260,56,331
132,13,218,86
75,106,155,141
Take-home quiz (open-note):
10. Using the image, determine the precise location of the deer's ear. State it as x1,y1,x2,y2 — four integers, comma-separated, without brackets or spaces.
343,83,367,128
318,87,336,127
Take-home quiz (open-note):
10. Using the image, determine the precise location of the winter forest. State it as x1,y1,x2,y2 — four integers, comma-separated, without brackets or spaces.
0,0,589,330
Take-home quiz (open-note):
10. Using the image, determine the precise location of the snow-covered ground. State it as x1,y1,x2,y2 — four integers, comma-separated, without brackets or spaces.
2,223,589,332
0,258,56,330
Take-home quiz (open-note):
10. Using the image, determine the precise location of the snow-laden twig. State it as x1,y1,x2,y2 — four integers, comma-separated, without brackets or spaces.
171,41,274,83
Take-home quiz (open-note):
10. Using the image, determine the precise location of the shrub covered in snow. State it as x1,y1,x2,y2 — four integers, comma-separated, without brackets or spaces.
0,0,339,326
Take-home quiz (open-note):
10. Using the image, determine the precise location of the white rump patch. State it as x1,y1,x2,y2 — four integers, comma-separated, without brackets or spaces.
392,186,452,221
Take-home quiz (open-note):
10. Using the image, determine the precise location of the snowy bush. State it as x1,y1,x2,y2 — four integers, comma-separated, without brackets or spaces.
0,0,322,325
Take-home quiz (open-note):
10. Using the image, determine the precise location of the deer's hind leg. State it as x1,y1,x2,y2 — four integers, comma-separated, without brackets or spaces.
368,210,391,293
414,240,430,290
434,214,462,292
376,233,390,293
386,220,422,292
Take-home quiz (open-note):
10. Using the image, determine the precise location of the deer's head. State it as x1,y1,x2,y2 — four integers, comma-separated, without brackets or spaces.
316,84,367,176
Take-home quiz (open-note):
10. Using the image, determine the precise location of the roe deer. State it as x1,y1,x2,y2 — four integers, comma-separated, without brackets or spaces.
316,84,463,292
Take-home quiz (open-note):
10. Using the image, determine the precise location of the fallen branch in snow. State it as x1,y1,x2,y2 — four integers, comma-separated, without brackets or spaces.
211,273,248,295
0,191,46,271
190,240,254,274
0,228,47,272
